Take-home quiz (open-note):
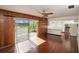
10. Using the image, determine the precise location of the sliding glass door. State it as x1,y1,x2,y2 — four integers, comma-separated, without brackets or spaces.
29,20,38,36
15,18,38,53
15,19,29,43
15,18,30,53
29,20,38,44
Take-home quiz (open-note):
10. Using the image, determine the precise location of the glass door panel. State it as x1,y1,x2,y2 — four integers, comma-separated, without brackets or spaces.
29,20,39,45
15,18,31,53
15,19,29,43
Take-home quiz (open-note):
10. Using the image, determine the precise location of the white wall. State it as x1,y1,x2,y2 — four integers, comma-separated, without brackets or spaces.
48,16,77,21
48,16,78,36
77,8,79,51
68,24,77,36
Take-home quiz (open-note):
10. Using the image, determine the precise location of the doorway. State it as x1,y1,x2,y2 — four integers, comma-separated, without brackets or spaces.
15,18,43,53
15,18,32,53
29,20,38,44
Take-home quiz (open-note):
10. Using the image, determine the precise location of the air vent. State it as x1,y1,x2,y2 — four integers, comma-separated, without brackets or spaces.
68,5,74,9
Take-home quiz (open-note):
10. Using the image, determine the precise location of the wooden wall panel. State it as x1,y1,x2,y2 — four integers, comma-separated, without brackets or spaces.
3,17,15,45
0,9,43,20
8,17,15,45
38,18,48,39
0,15,15,49
4,17,9,45
0,14,5,47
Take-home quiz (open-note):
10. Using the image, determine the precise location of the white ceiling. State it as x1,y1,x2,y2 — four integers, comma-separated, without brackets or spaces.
0,5,78,18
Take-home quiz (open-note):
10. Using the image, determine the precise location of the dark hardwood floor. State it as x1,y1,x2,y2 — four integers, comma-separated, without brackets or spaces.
0,34,78,53
28,34,72,53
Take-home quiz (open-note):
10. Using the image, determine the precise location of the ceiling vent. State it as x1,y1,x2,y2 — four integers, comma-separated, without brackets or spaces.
68,5,74,9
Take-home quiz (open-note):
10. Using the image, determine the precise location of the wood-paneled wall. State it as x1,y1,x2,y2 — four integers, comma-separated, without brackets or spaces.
38,18,48,39
0,14,5,47
0,9,43,20
0,14,15,48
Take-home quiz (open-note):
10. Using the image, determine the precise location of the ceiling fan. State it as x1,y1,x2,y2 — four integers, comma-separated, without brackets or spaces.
39,10,53,18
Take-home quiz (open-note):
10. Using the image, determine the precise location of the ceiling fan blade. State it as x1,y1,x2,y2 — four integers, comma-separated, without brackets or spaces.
46,13,53,15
